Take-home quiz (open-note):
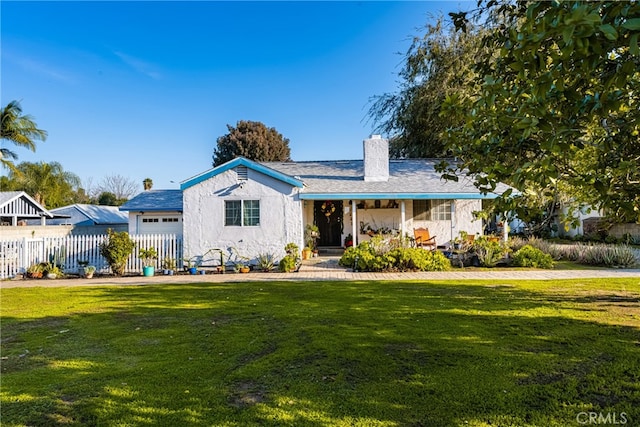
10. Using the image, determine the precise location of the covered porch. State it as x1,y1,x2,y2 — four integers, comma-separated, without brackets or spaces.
300,194,505,251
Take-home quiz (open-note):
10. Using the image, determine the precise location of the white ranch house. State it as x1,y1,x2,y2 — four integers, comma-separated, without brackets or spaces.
120,136,510,266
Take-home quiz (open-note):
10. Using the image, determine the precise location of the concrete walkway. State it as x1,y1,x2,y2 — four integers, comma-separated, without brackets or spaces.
2,257,639,288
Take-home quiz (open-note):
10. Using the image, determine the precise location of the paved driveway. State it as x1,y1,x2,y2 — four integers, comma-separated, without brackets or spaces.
2,257,639,288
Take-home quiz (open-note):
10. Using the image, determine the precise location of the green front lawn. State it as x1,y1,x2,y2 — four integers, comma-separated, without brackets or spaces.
2,279,639,426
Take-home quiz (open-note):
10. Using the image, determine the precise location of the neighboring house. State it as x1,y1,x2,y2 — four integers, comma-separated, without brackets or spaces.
119,190,183,235
0,191,54,226
45,204,129,234
177,136,510,264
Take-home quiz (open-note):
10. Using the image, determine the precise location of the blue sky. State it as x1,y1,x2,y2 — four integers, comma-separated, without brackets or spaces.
2,1,471,192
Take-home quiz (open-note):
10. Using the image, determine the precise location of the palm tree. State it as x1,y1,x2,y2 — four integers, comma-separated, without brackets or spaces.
10,161,81,208
1,100,48,172
143,178,153,191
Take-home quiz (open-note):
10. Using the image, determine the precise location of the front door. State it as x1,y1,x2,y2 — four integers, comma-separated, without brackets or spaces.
314,200,343,246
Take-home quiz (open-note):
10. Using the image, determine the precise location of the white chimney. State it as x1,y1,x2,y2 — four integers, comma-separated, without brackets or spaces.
363,135,389,182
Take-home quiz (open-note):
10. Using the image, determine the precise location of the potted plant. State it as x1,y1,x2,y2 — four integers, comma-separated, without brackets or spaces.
279,243,301,273
162,257,176,275
26,262,46,279
45,263,63,279
83,265,96,279
305,224,320,252
139,247,158,277
302,246,312,260
78,260,89,276
344,233,353,248
183,256,198,274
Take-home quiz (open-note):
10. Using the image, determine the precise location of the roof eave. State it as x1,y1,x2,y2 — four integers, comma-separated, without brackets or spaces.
180,157,304,190
299,192,504,200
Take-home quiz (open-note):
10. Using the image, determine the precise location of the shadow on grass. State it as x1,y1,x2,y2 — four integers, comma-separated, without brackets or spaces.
2,281,639,426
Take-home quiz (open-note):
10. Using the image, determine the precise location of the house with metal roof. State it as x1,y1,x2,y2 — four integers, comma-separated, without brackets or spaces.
119,189,183,235
45,204,129,234
176,136,509,264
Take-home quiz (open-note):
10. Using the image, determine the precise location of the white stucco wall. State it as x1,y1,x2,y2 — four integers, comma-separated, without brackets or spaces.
183,168,302,266
0,225,74,239
558,205,604,237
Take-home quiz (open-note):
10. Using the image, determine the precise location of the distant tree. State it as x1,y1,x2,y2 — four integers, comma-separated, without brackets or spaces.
96,174,138,200
368,17,483,158
213,120,292,167
0,100,47,172
143,178,153,191
97,192,127,206
5,161,81,208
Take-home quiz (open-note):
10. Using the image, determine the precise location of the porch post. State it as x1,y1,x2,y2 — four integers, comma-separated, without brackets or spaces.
400,200,406,238
352,200,358,246
502,213,509,242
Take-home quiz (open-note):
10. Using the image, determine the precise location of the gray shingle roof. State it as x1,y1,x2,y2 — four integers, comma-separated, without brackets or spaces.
119,190,183,212
263,159,509,198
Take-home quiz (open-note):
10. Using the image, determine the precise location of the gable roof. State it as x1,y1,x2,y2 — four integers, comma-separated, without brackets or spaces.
263,159,510,199
50,204,128,225
0,191,54,219
180,157,304,191
119,190,183,212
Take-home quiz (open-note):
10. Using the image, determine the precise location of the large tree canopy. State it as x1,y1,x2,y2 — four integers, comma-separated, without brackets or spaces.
369,18,482,159
213,120,292,167
439,1,640,224
4,161,81,208
1,100,47,172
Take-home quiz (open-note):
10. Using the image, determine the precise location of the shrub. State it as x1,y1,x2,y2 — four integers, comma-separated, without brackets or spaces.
512,245,554,269
577,244,637,268
507,236,528,252
472,237,508,267
257,252,276,272
338,241,450,272
279,243,300,272
100,229,136,276
279,255,297,272
521,238,638,268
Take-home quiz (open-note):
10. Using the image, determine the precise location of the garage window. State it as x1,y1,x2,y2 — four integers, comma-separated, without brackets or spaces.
225,200,260,226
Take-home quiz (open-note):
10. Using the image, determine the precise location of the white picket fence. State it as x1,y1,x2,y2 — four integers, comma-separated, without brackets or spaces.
0,233,183,279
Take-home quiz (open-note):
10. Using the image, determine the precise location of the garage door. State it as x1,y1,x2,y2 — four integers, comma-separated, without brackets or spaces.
138,215,183,235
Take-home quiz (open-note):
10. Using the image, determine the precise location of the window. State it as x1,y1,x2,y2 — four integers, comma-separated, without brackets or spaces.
142,218,159,223
412,200,452,221
243,200,260,226
162,218,179,223
225,200,259,226
430,200,452,221
413,200,429,221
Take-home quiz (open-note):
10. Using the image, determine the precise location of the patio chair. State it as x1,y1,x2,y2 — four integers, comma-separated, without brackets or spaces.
413,227,437,250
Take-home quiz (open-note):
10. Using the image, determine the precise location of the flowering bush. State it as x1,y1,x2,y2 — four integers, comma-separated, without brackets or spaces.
339,239,450,272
